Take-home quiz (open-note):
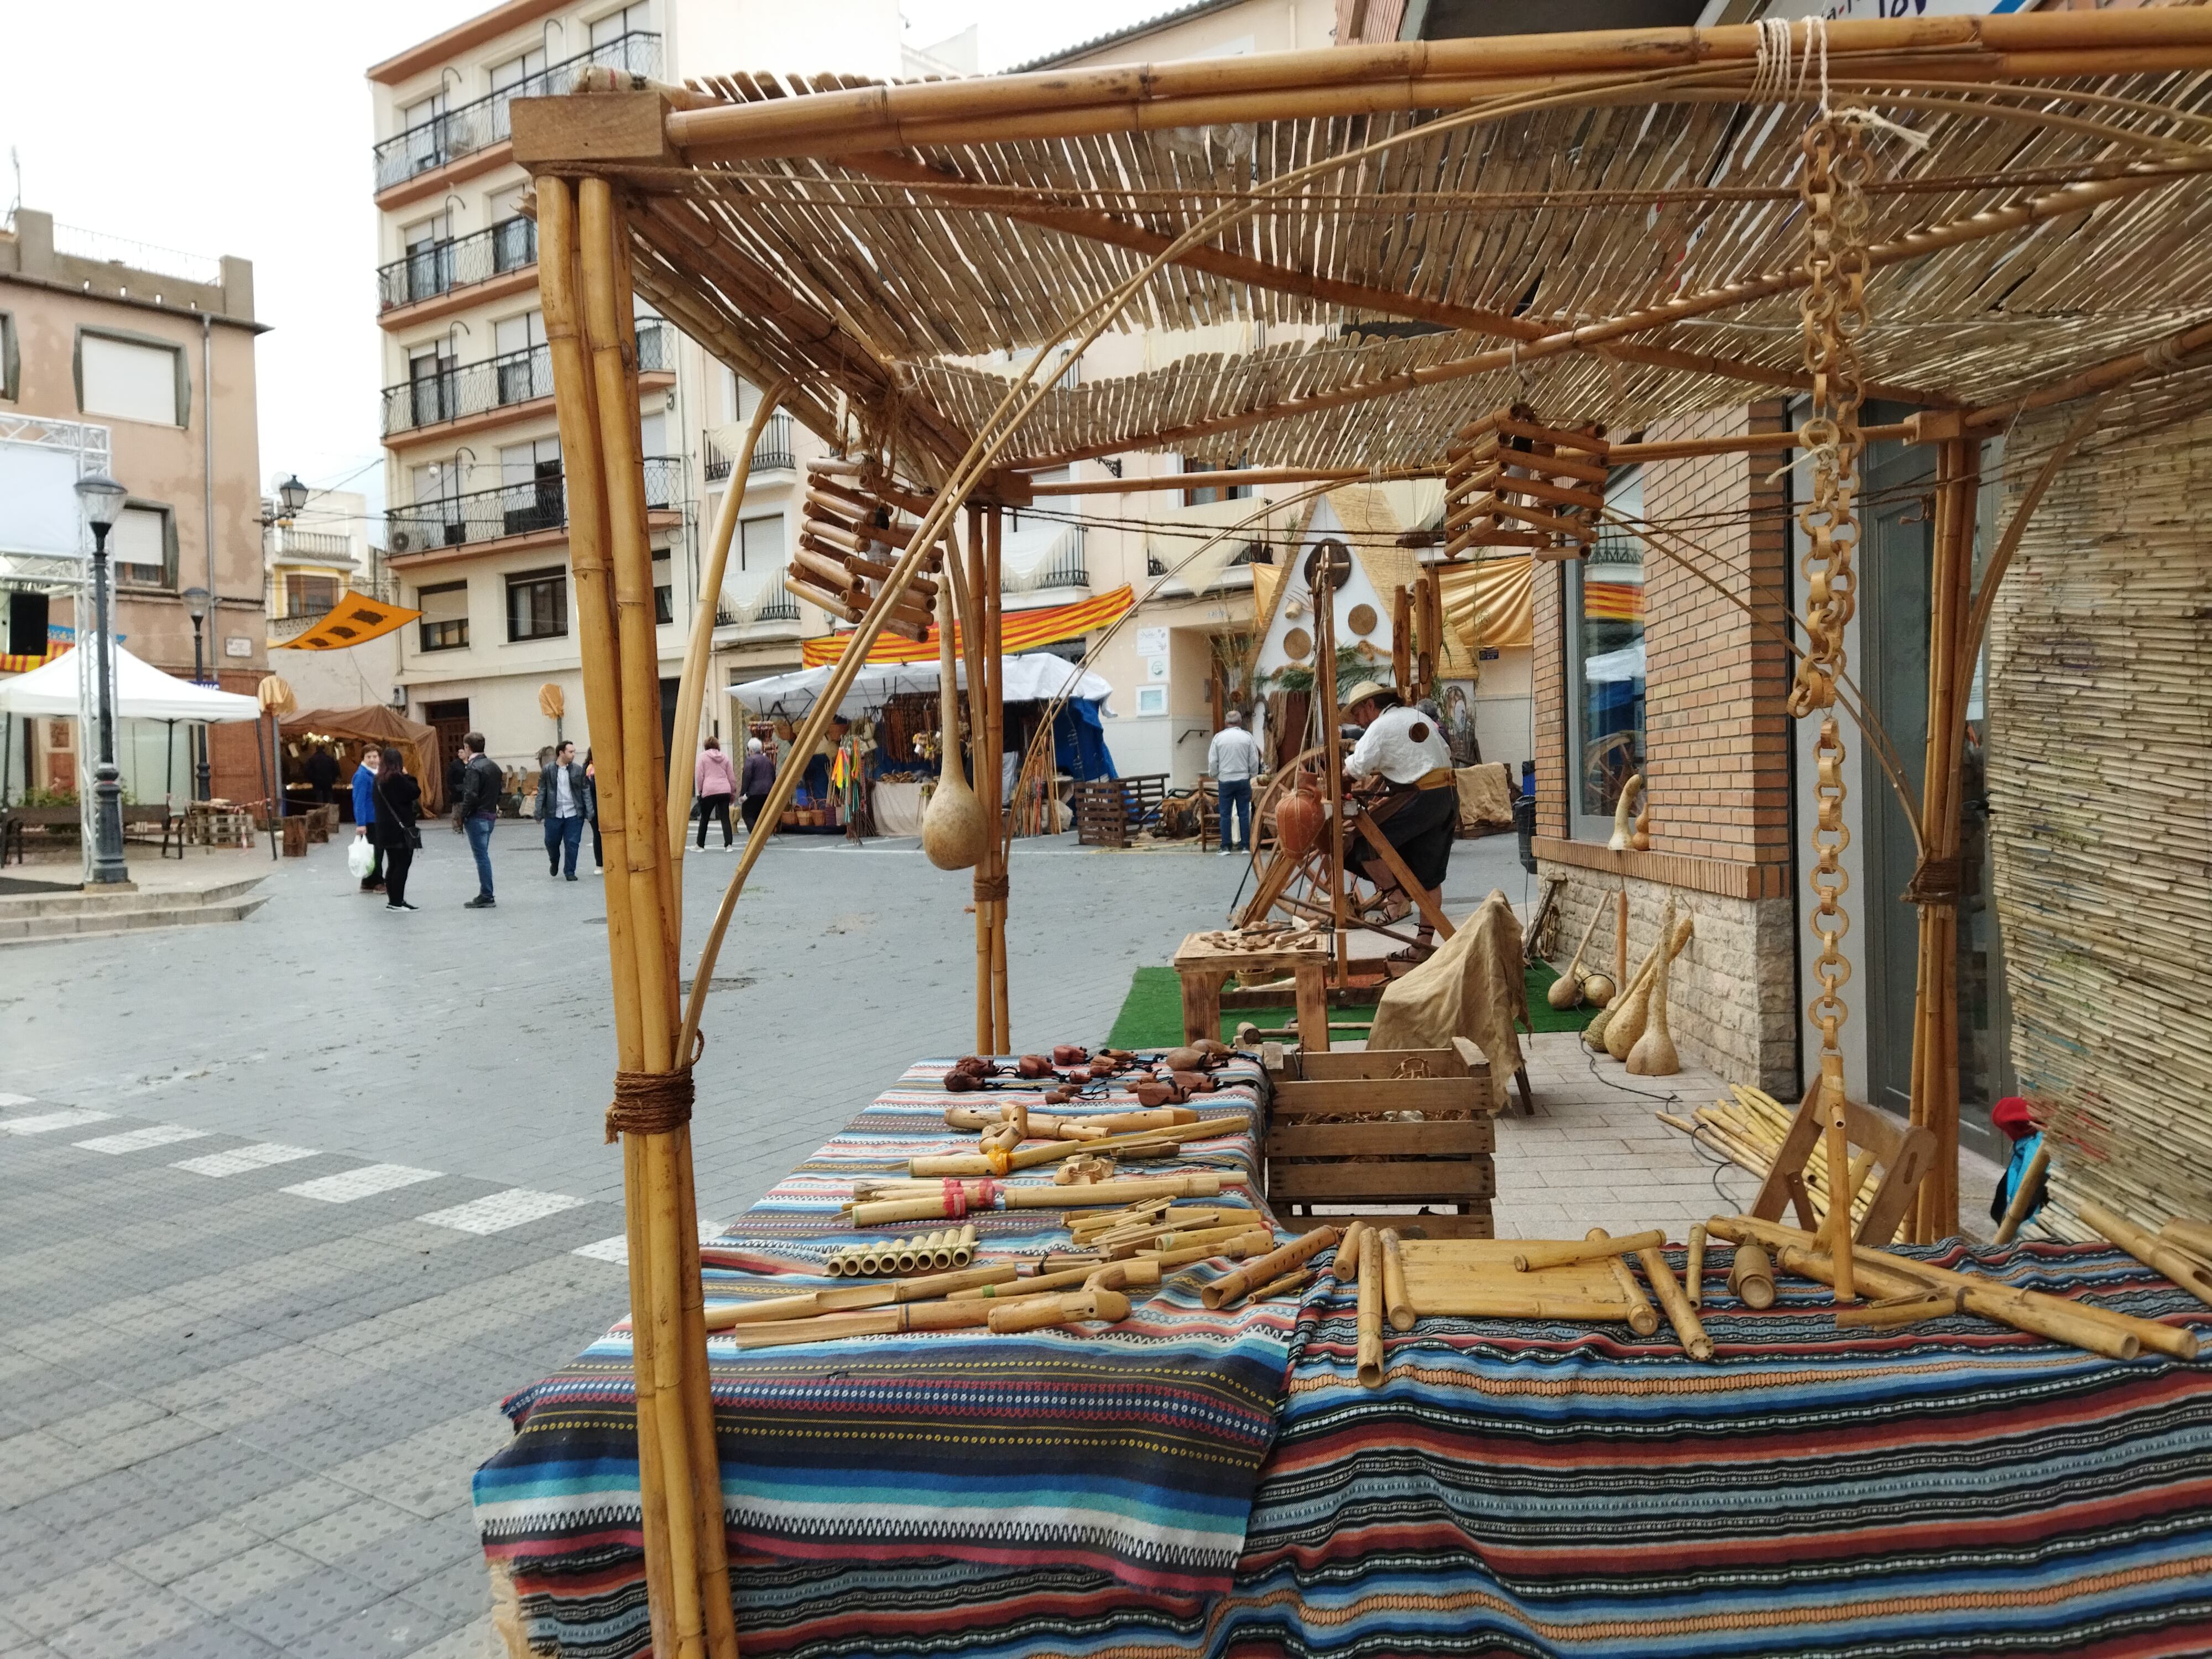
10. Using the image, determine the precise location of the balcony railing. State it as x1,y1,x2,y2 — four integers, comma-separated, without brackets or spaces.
377,217,536,312
703,413,796,481
373,32,661,192
387,456,682,555
382,321,666,437
717,585,801,627
1005,535,1089,594
265,528,356,564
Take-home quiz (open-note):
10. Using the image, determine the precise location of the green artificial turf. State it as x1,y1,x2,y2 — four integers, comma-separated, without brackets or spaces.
1105,959,1595,1050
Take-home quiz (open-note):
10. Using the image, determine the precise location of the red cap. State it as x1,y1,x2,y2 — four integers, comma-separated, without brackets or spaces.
1991,1096,2039,1140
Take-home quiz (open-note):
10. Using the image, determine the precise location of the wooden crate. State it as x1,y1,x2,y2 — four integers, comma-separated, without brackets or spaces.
1263,1043,1498,1237
1073,774,1168,847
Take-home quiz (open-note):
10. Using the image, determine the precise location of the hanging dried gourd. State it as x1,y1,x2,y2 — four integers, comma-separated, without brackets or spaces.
1442,405,1608,562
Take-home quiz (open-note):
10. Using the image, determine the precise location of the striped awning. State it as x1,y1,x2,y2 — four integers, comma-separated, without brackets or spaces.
800,584,1134,667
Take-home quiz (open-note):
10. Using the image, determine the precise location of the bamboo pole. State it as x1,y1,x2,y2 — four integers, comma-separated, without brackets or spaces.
962,505,992,1053
577,179,729,1659
538,176,678,1659
1313,557,1348,988
1636,1244,1714,1360
986,504,1010,1053
1992,1144,2049,1246
667,380,794,882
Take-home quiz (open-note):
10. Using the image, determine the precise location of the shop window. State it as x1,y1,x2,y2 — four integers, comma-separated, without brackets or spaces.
111,504,172,587
653,551,673,625
506,567,568,641
417,581,469,651
1566,467,1646,840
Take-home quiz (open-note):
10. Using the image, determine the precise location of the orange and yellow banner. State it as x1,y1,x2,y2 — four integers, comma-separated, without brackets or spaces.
800,584,1135,668
1582,580,1644,623
274,592,421,651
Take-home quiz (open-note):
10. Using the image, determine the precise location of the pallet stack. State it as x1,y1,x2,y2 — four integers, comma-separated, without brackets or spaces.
1442,405,1609,563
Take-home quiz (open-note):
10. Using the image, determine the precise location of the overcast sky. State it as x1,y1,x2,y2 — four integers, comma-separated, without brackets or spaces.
1,2,1180,535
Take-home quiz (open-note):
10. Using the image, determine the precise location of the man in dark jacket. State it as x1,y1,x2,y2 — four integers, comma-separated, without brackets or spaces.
534,740,593,881
456,733,504,909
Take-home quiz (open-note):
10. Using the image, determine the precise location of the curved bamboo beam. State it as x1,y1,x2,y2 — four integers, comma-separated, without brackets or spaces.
666,378,794,885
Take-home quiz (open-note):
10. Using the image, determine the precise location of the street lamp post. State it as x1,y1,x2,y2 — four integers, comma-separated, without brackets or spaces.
75,473,131,887
182,585,211,800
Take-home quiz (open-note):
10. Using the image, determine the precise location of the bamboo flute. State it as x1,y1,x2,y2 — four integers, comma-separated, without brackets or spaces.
1992,1144,2049,1245
1818,1061,1857,1301
1335,1220,1371,1282
985,504,1010,1052
1513,1229,1665,1272
1204,1225,1340,1308
2078,1199,2212,1310
538,176,676,1659
1636,1245,1714,1360
666,380,794,884
1355,1229,1385,1386
1381,1229,1414,1332
1686,1223,1707,1308
1587,1229,1659,1335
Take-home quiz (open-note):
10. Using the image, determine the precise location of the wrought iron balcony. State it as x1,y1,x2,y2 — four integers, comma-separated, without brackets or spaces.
373,32,661,193
382,321,666,437
703,413,796,482
386,456,682,555
716,585,801,627
377,217,536,312
1006,536,1089,594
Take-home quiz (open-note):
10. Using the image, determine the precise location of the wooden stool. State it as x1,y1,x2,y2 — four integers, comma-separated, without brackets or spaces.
1749,1077,1936,1248
281,817,310,858
1173,931,1331,1052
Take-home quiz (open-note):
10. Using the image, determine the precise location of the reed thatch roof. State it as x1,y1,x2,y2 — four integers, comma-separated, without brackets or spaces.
514,9,2212,482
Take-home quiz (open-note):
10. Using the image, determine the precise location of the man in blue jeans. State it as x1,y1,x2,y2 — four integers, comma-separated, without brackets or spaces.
456,732,504,909
534,740,591,881
1205,708,1259,855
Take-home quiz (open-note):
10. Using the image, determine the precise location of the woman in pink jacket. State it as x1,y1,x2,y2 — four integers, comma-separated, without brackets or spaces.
694,735,739,849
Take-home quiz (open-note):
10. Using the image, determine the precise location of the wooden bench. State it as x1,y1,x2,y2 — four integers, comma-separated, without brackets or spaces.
1173,929,1331,1052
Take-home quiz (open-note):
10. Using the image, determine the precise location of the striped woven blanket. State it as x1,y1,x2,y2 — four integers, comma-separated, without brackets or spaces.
477,1056,1297,1656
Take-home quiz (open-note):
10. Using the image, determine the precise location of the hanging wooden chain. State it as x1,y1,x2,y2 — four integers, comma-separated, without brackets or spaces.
1792,113,1872,1058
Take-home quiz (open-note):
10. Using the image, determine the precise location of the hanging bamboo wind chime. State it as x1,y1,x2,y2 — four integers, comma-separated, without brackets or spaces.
1441,405,1608,563
1788,109,1874,1302
538,175,739,1659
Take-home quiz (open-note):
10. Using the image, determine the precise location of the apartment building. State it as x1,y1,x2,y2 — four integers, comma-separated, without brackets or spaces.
367,0,966,771
0,206,269,805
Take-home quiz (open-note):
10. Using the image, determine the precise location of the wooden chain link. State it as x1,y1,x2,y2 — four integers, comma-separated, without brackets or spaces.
1792,114,1873,1057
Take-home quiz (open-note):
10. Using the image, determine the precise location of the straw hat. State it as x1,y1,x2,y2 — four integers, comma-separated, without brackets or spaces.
1339,680,1395,711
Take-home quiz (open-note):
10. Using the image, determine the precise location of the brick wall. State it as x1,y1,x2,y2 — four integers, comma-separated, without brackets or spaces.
1532,399,1799,1091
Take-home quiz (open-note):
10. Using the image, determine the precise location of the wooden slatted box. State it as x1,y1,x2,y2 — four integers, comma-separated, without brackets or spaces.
1261,1041,1498,1238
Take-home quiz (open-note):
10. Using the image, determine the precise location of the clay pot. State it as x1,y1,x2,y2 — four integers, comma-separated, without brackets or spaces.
1275,780,1325,858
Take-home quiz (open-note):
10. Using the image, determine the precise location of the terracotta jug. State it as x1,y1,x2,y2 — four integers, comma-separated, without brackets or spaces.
1275,778,1324,857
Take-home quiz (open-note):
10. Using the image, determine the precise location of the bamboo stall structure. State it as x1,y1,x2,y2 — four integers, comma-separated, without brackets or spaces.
512,8,2212,1636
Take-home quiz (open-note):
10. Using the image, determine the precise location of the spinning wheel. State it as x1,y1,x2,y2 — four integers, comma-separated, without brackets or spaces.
1237,744,1431,950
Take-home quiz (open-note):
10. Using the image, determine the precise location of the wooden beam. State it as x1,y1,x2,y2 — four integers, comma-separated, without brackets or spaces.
513,90,678,169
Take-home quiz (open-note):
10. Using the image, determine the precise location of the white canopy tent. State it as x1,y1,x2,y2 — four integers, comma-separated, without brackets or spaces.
0,643,262,722
730,653,1115,722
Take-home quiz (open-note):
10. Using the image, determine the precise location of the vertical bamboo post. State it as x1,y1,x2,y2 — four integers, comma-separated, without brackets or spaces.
538,175,677,1658
986,504,1010,1052
1907,436,1978,1243
1314,559,1348,987
577,178,733,1659
964,505,993,1053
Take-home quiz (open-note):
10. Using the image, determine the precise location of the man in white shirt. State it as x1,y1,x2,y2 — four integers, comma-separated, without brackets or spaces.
1204,709,1261,855
1340,681,1457,958
534,740,592,881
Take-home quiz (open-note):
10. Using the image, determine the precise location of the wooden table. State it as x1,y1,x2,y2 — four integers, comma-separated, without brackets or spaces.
1172,930,1331,1052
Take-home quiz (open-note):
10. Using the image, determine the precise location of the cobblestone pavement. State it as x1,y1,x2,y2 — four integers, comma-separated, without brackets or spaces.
0,826,1729,1657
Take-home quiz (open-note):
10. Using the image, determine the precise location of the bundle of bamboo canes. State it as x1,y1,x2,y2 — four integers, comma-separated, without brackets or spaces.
1660,1086,1876,1233
538,175,735,1659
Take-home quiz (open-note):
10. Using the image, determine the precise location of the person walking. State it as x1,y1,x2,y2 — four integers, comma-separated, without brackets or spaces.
371,745,422,912
351,744,384,893
535,740,591,881
739,737,775,836
1206,708,1260,856
447,741,470,831
583,749,602,870
456,732,503,909
695,735,738,851
303,742,340,806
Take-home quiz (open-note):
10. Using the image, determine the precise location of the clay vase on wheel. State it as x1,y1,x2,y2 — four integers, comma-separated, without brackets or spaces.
1275,779,1325,859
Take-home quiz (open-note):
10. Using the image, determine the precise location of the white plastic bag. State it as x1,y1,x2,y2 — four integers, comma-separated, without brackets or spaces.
347,836,375,879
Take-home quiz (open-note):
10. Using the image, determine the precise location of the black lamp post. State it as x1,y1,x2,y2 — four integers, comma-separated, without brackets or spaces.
181,585,212,800
75,472,131,886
